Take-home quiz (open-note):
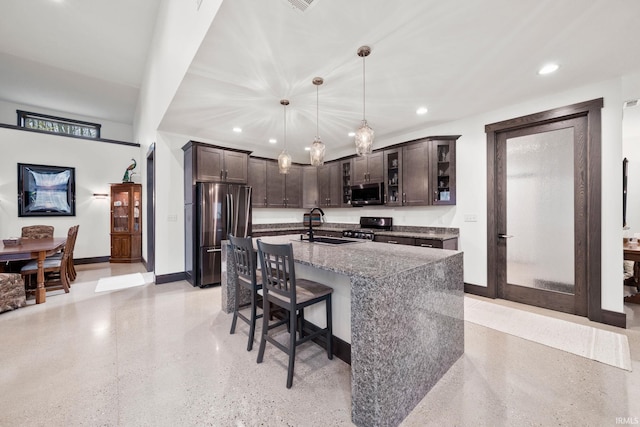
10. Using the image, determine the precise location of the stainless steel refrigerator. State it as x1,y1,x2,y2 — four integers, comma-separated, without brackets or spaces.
196,182,252,287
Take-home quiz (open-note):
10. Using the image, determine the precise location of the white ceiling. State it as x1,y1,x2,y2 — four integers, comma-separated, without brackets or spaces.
1,0,640,162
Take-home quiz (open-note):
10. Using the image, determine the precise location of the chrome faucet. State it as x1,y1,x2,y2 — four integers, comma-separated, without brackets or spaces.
307,207,325,242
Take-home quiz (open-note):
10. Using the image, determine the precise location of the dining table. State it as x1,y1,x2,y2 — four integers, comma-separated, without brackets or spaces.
0,237,67,304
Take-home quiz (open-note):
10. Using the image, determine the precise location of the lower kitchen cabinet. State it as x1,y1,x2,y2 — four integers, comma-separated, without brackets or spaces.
415,237,458,250
374,235,415,245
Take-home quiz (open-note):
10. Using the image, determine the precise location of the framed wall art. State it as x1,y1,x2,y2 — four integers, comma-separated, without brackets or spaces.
17,163,76,217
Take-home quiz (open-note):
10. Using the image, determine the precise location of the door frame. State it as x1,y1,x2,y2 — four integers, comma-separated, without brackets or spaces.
146,143,156,273
485,98,603,322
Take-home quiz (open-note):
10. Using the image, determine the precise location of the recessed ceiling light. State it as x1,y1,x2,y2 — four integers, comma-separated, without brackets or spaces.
304,147,311,151
269,138,277,144
416,107,428,115
233,127,242,133
348,132,356,137
538,63,559,75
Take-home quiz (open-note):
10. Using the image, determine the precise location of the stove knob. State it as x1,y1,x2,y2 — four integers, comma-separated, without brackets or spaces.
367,234,374,240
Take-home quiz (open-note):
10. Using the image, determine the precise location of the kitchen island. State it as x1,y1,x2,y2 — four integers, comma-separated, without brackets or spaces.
222,235,464,427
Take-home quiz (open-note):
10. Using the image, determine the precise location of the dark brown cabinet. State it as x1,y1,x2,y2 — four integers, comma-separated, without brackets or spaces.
352,151,383,185
429,137,457,205
415,237,458,250
383,148,403,206
110,183,142,263
374,235,415,245
303,166,319,208
402,140,430,206
341,160,352,206
317,162,341,207
194,143,248,183
265,161,302,208
248,157,268,207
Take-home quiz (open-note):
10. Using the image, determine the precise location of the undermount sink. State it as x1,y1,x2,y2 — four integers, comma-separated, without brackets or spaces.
298,236,365,245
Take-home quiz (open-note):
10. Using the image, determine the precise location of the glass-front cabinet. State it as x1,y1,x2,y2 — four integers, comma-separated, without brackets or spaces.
342,159,352,206
110,182,142,263
429,137,458,205
384,148,403,206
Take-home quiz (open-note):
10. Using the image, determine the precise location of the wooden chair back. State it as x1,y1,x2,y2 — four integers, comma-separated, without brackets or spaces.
229,235,257,285
256,240,296,306
21,225,54,239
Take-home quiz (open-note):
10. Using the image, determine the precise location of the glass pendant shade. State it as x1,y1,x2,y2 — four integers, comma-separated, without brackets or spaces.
310,77,326,166
278,99,291,174
310,137,325,166
278,149,292,174
355,119,374,156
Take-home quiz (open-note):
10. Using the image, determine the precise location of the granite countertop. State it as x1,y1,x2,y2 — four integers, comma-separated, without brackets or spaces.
253,224,458,241
255,234,458,280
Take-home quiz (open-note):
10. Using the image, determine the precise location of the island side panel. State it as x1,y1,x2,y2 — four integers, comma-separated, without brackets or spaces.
351,252,464,427
221,241,251,314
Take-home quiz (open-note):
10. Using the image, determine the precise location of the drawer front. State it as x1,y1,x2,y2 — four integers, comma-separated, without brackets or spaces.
374,235,415,245
415,238,444,249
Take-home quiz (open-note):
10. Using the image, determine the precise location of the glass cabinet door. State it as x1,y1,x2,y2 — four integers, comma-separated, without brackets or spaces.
133,188,141,232
342,160,352,206
431,139,456,205
384,148,402,206
112,188,130,232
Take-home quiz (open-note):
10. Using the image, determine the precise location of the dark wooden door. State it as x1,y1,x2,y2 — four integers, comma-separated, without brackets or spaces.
223,151,248,183
495,117,588,316
402,141,429,206
266,160,285,208
248,158,267,207
285,165,302,208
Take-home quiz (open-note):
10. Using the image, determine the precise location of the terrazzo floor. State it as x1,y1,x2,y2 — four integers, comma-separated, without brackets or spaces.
1,262,640,426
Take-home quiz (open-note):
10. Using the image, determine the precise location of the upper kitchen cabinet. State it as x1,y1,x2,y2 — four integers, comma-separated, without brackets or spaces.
303,166,319,208
265,161,302,208
248,157,268,207
341,159,352,206
352,151,383,185
402,140,430,206
383,147,403,206
317,162,341,207
429,136,459,205
188,141,249,184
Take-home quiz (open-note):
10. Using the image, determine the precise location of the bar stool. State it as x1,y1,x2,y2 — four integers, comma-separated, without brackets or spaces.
228,235,262,351
256,240,333,388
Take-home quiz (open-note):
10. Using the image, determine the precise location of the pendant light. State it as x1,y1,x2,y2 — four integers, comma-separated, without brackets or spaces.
354,45,374,156
278,99,292,174
309,77,326,166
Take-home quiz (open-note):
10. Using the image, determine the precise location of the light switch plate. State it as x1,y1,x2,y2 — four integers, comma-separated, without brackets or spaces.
464,214,478,222
168,214,178,222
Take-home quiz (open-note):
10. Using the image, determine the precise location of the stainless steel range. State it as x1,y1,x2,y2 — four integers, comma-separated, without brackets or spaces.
342,216,393,240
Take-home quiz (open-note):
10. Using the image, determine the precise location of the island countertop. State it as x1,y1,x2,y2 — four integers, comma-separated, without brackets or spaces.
222,234,464,427
253,234,457,279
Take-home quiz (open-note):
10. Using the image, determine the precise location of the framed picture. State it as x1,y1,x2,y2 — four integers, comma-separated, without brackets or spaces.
17,163,76,217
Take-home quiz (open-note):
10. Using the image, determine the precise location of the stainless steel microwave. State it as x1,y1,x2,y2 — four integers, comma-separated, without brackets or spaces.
350,182,385,206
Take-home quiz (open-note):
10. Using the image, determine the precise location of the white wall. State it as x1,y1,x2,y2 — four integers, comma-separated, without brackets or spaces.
0,127,140,259
133,0,223,275
623,103,640,237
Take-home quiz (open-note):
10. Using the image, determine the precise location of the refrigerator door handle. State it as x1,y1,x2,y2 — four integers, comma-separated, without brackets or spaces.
225,193,232,237
244,187,252,237
206,248,222,253
229,193,236,236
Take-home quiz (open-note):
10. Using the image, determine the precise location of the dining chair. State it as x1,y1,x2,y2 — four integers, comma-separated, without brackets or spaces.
49,225,79,282
256,240,333,388
21,225,54,239
20,226,76,294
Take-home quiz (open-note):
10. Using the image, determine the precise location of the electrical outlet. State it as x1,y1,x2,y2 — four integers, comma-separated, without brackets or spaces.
168,214,178,222
464,214,478,222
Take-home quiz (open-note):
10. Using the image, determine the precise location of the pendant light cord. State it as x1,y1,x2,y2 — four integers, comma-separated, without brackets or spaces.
362,55,366,120
316,84,320,137
283,103,287,150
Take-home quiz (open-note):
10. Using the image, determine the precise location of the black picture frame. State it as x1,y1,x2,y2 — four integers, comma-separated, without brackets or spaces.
17,163,76,217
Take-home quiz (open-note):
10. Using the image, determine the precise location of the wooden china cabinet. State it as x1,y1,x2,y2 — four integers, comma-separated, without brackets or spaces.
110,183,142,263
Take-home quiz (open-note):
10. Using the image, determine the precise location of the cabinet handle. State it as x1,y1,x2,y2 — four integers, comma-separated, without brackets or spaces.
402,193,406,204
264,197,267,207
420,243,433,248
387,240,398,244
220,171,223,179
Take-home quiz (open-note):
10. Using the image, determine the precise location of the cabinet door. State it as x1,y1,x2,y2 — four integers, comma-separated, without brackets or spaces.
248,158,267,207
223,151,248,183
317,165,331,207
367,152,384,183
111,234,131,259
402,141,429,206
341,160,352,206
285,165,302,208
195,145,224,181
266,160,286,208
302,166,318,208
430,139,456,205
327,162,341,207
384,148,403,206
352,156,369,185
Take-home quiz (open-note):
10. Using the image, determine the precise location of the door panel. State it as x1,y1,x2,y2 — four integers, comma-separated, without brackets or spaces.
496,117,588,315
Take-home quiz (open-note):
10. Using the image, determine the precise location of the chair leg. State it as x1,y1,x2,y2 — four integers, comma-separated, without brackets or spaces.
326,296,333,360
256,296,269,364
298,308,305,339
247,288,258,351
230,282,239,335
287,307,297,388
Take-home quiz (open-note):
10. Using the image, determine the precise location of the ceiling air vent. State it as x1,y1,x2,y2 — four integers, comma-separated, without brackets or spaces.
283,0,319,13
624,99,639,108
